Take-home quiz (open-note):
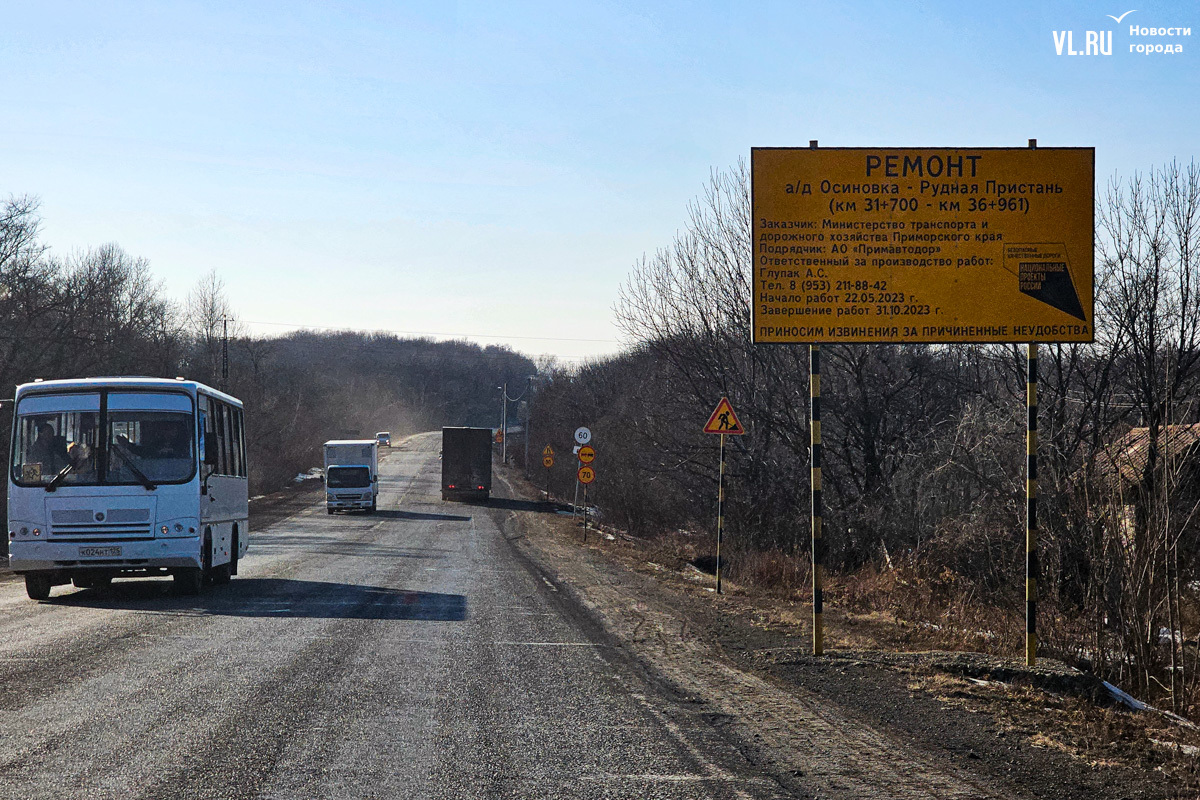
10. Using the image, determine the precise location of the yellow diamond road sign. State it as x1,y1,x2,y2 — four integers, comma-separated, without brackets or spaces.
751,147,1094,344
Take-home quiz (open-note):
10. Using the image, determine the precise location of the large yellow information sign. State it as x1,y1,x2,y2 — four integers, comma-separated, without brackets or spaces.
751,147,1094,344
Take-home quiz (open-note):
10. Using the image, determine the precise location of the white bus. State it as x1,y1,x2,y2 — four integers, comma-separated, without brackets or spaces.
7,377,249,599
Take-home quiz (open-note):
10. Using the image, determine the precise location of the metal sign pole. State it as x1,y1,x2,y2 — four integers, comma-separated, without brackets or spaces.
1027,342,1038,666
716,433,726,594
811,343,824,656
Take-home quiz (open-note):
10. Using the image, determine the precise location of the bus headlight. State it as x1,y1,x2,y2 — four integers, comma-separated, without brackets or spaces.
156,519,199,537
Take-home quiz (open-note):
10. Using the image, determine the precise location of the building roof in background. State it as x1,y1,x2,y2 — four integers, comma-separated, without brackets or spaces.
1096,423,1200,489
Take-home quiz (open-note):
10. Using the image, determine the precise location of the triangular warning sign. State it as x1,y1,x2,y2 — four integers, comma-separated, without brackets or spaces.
703,397,745,435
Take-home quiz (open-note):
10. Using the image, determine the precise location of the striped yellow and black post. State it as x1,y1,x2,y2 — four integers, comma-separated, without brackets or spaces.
716,433,726,594
1026,342,1038,666
811,344,824,656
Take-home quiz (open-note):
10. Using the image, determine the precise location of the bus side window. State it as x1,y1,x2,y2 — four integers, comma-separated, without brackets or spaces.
230,406,245,477
221,402,235,476
240,408,248,477
199,395,214,477
220,402,229,475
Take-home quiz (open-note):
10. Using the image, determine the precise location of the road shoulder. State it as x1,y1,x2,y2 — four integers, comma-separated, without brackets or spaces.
491,469,1178,800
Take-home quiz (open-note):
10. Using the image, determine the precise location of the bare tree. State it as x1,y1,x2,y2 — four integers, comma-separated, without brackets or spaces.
184,269,245,386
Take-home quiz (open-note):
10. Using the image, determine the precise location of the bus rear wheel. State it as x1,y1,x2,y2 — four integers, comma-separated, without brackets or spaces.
25,574,52,601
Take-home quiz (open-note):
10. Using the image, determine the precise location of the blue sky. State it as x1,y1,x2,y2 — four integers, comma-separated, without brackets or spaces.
1,0,1195,362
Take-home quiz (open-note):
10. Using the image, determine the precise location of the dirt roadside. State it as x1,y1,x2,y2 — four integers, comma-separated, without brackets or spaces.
492,467,1195,800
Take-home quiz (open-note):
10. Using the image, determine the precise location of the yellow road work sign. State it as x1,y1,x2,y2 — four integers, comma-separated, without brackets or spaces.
542,445,554,457
751,147,1094,343
704,398,746,435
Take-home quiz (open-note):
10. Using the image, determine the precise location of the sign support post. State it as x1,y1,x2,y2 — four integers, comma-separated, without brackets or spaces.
811,344,824,656
703,398,746,596
716,433,726,594
1027,342,1038,666
572,427,592,520
541,446,555,502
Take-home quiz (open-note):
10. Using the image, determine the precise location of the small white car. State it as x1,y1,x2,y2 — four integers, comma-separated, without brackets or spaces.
375,431,392,447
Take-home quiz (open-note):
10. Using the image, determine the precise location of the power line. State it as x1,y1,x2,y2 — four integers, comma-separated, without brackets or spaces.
243,319,620,345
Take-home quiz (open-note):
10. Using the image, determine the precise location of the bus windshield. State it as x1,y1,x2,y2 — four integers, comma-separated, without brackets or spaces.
12,391,196,487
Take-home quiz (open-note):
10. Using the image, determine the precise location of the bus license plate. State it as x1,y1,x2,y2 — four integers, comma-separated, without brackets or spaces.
79,546,121,558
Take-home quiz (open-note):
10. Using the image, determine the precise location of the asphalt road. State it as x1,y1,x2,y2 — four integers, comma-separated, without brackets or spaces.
0,433,792,799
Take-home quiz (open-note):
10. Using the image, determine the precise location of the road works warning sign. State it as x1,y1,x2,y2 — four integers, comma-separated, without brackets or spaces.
703,398,745,435
751,147,1094,344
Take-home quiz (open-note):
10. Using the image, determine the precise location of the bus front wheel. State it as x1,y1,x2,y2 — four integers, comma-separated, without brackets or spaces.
25,574,52,601
174,568,203,595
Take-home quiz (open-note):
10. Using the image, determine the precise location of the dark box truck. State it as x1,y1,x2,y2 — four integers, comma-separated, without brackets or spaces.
441,427,492,501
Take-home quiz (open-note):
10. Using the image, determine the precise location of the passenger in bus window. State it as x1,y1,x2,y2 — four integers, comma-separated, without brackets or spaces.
65,441,94,480
28,421,68,473
140,421,193,481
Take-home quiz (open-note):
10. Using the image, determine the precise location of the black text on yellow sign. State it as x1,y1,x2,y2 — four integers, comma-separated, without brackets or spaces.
751,147,1094,344
577,465,595,484
542,455,554,468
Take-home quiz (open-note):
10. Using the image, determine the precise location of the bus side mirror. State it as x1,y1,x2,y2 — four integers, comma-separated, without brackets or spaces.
203,437,218,466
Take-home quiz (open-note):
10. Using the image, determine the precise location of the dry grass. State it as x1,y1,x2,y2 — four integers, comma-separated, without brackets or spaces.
506,467,1200,797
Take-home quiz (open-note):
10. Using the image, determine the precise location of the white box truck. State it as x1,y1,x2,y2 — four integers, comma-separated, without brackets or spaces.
324,439,379,514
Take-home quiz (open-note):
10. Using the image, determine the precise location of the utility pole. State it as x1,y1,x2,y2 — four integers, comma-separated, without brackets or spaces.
499,377,534,469
221,316,229,389
523,376,532,478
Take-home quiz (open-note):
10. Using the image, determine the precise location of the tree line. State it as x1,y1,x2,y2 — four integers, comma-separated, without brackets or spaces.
528,159,1200,713
1,193,534,505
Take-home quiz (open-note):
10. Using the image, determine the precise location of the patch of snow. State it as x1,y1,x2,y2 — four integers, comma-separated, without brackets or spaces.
293,467,323,484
